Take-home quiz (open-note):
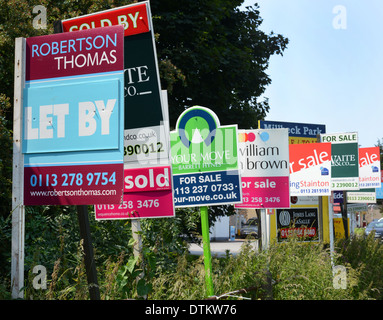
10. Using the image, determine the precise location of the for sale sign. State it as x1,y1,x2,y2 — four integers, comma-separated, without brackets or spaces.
289,143,332,196
95,166,174,219
235,129,290,209
359,147,381,189
320,132,359,190
170,106,242,207
23,26,125,205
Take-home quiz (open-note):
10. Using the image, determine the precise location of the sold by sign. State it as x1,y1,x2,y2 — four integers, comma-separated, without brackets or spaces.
23,26,125,205
235,129,290,209
289,143,332,196
62,3,149,36
62,1,169,165
95,166,174,219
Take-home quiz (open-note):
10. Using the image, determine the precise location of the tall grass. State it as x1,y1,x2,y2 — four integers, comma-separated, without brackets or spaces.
149,236,379,300
149,239,371,300
2,230,383,300
335,232,383,300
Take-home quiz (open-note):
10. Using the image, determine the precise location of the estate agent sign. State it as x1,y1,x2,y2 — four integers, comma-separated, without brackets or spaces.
259,120,325,144
320,132,359,190
23,26,125,205
95,165,174,219
235,129,290,209
170,106,242,207
289,142,332,196
62,1,169,165
276,208,319,242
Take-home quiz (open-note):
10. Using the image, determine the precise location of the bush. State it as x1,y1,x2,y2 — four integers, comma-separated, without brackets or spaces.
335,233,383,299
148,237,374,300
2,210,382,300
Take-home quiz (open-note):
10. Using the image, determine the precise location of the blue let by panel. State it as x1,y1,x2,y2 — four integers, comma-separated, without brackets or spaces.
23,73,123,155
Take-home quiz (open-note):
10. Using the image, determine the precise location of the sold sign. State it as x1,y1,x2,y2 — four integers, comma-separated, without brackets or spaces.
95,166,175,219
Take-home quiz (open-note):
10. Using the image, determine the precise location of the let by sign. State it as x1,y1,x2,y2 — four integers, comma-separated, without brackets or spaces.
23,26,125,205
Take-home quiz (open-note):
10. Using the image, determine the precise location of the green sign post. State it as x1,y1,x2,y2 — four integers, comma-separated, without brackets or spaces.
170,106,241,297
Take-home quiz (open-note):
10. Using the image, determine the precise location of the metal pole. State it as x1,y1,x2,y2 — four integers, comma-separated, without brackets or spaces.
328,196,335,267
342,191,349,239
200,206,214,297
77,205,100,300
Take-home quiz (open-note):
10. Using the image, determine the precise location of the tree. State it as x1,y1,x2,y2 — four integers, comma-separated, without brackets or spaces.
0,0,289,267
375,138,383,170
150,0,288,128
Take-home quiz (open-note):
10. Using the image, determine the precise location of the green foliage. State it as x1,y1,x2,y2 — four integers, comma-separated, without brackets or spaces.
150,0,289,128
149,237,377,300
335,233,383,299
0,94,12,218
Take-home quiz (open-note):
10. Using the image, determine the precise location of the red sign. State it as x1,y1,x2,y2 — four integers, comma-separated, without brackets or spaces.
26,25,124,81
24,163,124,205
280,227,317,239
289,142,331,174
62,3,149,37
95,166,175,219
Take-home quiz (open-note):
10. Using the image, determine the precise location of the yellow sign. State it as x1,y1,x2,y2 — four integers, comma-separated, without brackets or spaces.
333,218,350,239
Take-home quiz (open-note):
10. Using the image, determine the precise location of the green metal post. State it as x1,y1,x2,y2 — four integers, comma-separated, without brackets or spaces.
200,206,214,297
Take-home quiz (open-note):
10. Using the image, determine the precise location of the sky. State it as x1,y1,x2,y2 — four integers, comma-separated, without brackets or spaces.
240,0,383,148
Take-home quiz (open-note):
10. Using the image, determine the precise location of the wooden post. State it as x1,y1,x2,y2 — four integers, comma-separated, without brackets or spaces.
131,219,146,299
131,219,143,259
77,205,100,300
11,37,25,299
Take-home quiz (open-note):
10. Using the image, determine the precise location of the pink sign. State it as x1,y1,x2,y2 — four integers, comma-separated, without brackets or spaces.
236,176,290,209
24,163,124,205
95,166,175,219
235,129,290,209
26,25,124,81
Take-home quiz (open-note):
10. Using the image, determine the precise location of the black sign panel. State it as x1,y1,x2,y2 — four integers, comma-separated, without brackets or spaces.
124,32,163,129
276,208,319,242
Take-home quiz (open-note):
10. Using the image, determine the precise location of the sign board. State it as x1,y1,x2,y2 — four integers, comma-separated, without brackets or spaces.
95,165,174,219
62,1,169,165
170,106,242,207
333,218,350,239
235,129,290,209
359,147,381,189
376,172,383,199
259,120,325,144
347,189,376,204
289,142,332,196
331,190,344,204
23,26,125,205
276,208,319,242
320,132,359,190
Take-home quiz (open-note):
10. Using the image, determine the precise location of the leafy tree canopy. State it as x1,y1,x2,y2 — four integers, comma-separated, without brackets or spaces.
150,0,288,128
